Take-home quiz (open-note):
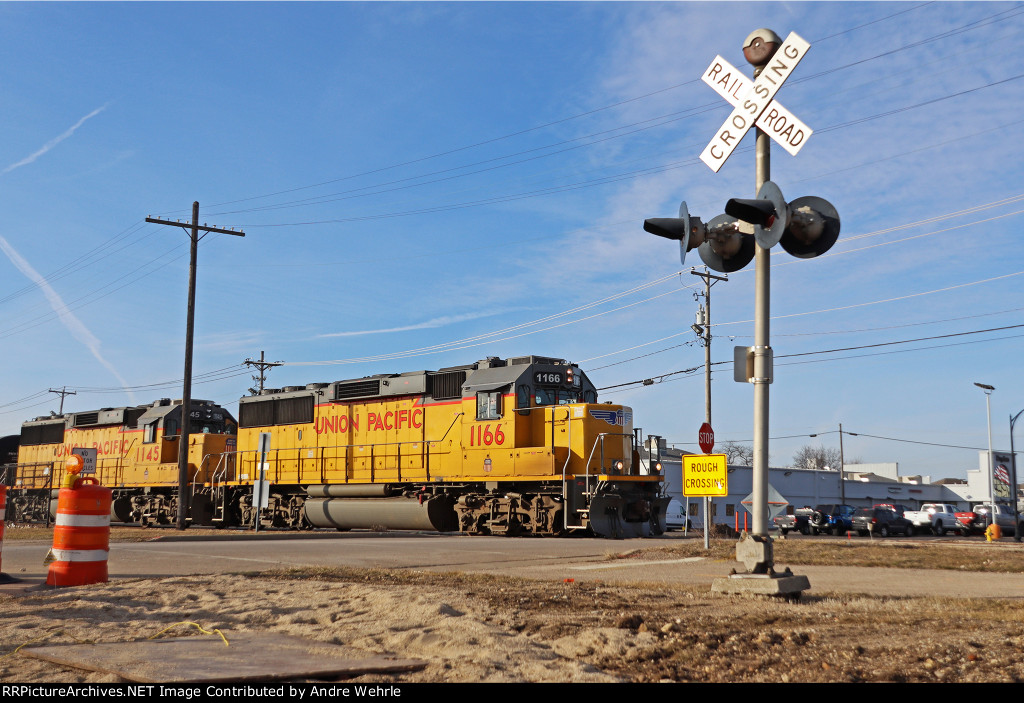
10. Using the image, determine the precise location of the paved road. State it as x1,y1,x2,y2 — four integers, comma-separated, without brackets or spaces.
3,531,1023,598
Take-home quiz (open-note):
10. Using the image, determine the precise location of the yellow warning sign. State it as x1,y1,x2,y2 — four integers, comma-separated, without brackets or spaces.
683,454,728,497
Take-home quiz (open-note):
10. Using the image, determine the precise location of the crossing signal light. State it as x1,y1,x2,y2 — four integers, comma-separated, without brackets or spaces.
726,181,788,249
644,204,755,273
643,202,706,266
698,214,755,273
726,181,840,259
779,196,840,258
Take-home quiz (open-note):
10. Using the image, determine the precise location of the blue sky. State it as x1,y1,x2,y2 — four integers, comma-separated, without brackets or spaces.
1,1,1022,480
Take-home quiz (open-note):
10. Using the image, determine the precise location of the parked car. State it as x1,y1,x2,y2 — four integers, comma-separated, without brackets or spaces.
958,504,1022,536
873,503,910,515
774,507,813,535
902,503,960,535
851,507,913,537
808,504,857,535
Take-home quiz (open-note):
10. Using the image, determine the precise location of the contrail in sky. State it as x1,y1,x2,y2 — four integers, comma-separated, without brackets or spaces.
2,103,109,174
317,312,499,338
0,234,136,403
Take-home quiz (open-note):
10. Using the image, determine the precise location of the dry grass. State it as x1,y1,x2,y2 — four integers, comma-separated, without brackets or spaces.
608,535,1024,573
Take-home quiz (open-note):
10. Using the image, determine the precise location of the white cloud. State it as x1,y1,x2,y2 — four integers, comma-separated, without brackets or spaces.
316,311,500,338
3,103,109,174
0,234,135,403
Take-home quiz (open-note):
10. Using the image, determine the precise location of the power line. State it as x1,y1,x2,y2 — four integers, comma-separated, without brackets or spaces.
151,2,967,223
5,16,1018,346
222,71,1024,229
670,430,990,453
597,324,1024,392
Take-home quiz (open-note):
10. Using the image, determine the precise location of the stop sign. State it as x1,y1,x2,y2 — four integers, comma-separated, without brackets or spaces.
698,422,715,454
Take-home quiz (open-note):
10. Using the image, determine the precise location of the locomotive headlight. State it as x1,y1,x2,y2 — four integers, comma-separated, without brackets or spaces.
653,461,663,473
614,460,624,472
565,366,574,384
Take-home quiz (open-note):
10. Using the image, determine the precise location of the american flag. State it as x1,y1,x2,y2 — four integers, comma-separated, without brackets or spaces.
994,464,1010,486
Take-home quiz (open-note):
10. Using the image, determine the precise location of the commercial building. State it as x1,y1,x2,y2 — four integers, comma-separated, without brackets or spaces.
644,441,1020,528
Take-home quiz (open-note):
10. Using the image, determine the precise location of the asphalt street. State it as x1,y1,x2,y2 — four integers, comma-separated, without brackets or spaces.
2,531,1023,599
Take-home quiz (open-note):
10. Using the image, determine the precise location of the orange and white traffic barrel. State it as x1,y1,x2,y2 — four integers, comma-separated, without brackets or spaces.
46,455,111,587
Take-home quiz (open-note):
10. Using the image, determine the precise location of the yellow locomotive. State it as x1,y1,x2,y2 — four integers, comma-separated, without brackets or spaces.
221,355,668,537
2,355,668,537
3,399,236,526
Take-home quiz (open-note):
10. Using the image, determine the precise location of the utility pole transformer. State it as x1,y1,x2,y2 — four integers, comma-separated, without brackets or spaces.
245,351,284,395
146,203,245,530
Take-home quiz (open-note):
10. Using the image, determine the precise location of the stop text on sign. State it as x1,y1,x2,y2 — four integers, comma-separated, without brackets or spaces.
683,454,728,497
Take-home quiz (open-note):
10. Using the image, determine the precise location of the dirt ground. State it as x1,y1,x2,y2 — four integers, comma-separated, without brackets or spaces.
2,542,1024,683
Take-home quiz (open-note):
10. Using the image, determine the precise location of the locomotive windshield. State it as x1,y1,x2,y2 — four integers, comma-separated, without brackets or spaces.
533,387,597,405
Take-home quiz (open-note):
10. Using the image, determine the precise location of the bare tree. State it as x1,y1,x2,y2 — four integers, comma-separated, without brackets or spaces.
720,440,754,466
793,444,842,471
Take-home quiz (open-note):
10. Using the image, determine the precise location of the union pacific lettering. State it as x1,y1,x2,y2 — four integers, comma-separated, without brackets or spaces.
52,439,133,457
315,408,423,435
315,414,360,434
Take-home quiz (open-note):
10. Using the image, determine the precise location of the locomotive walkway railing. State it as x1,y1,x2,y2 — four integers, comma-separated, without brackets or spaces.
208,429,466,491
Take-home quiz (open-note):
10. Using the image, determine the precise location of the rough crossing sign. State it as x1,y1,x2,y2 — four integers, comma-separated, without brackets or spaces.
699,32,811,172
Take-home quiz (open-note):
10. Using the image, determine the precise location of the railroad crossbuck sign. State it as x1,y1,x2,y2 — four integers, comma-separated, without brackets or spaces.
683,454,728,497
700,32,811,172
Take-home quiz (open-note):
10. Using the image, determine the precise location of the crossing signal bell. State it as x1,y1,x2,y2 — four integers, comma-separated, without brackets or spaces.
643,203,753,272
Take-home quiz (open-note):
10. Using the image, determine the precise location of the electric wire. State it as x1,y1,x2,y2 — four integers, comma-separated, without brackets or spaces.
227,71,1024,228
596,326,1024,392
4,6,1019,423
6,11,1015,339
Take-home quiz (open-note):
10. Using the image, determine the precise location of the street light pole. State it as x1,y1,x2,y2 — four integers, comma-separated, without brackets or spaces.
975,382,996,531
1010,407,1023,542
838,423,846,505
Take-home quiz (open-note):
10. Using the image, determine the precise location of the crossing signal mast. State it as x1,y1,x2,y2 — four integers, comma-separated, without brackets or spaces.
644,28,840,598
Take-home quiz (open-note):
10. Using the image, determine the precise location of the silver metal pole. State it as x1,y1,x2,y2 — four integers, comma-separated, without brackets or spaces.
985,391,996,528
1011,409,1022,542
975,383,996,531
752,105,771,536
839,423,846,504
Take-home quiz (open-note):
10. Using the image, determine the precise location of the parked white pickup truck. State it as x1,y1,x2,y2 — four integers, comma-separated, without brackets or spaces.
902,503,960,535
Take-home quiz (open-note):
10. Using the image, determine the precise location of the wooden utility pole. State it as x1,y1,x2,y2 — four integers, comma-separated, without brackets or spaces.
48,386,77,414
244,351,284,395
146,202,244,530
690,268,727,424
691,267,727,549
